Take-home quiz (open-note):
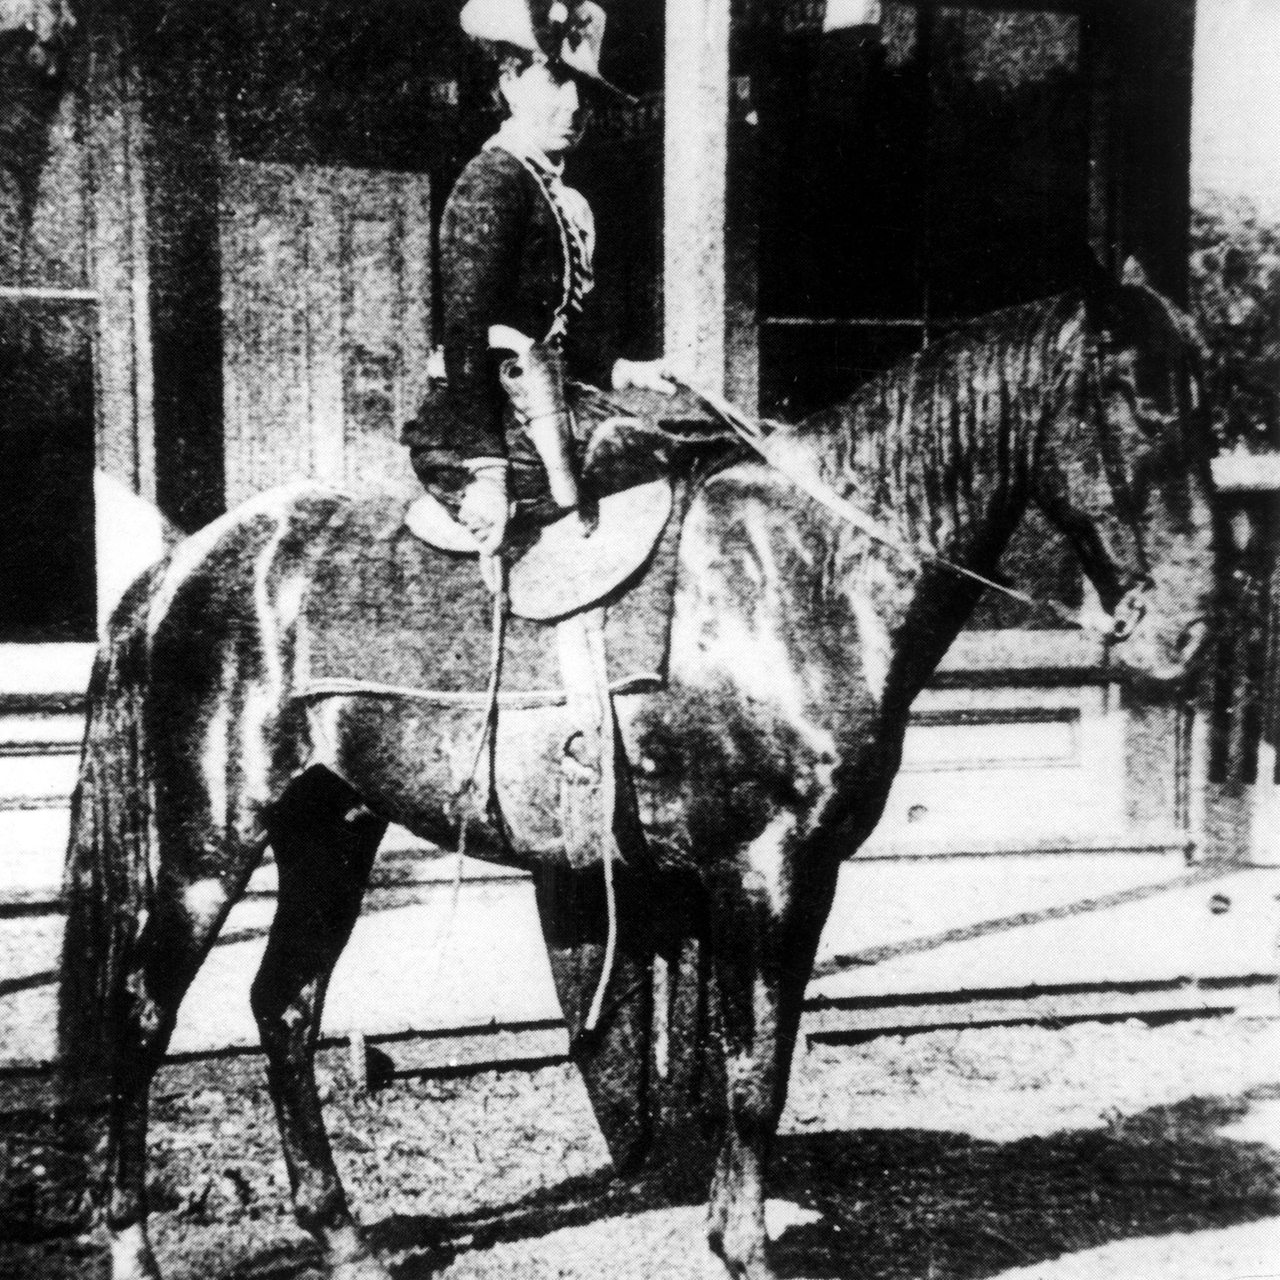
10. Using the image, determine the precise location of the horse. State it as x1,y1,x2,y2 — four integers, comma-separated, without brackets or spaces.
57,266,1216,1280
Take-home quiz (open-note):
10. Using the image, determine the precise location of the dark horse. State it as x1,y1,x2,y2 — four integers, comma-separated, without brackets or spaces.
59,269,1215,1280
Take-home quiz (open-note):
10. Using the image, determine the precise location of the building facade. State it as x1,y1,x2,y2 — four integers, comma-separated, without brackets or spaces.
2,0,1260,971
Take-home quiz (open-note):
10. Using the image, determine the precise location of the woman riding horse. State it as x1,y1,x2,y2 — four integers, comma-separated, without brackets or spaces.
59,265,1217,1280
402,0,676,554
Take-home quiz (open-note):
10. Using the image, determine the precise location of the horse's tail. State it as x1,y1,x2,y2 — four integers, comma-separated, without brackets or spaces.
57,570,157,1098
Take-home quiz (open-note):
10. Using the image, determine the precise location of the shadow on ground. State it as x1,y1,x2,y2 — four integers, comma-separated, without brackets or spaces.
225,1089,1280,1280
5,1087,1279,1280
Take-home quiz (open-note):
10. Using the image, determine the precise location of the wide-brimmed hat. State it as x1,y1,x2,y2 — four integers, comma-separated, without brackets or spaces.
460,0,633,102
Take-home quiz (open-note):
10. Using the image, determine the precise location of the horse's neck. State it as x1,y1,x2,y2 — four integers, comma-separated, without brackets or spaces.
788,392,1033,581
783,313,1077,704
800,299,1081,579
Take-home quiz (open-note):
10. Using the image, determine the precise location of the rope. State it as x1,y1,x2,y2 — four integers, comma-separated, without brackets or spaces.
584,826,617,1035
433,555,507,992
473,555,508,785
581,615,619,1035
464,558,618,1037
455,554,508,858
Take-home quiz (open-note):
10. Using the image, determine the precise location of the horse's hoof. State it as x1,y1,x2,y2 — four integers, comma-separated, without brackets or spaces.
110,1224,163,1280
329,1255,394,1280
726,1256,779,1280
322,1225,394,1280
707,1230,778,1280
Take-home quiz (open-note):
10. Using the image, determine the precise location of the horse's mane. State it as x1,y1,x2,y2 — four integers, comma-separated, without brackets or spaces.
792,291,1086,553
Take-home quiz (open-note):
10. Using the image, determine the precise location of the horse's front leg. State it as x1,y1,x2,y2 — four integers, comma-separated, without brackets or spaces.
704,814,800,1280
705,818,844,1280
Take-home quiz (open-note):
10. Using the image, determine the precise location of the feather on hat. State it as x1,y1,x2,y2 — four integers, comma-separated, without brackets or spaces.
460,0,633,101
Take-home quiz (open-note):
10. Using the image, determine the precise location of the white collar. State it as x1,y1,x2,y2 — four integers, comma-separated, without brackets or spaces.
486,121,565,180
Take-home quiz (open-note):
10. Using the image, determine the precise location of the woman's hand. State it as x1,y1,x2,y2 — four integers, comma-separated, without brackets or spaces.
458,460,511,555
611,357,680,396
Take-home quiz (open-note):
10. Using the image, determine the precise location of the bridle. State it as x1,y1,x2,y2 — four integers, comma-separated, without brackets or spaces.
658,336,1158,643
1074,332,1156,643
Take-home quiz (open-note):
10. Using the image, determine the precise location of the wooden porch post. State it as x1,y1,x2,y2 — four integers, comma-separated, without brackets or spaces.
136,1,227,533
664,0,730,395
88,15,154,508
1204,457,1280,866
647,0,736,1160
1105,0,1196,301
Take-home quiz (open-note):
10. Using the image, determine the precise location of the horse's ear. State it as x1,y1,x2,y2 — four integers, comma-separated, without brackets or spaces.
1081,250,1122,335
1121,256,1152,289
1081,249,1111,292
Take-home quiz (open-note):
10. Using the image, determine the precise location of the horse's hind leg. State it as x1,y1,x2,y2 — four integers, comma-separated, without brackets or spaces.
103,840,268,1280
250,767,389,1280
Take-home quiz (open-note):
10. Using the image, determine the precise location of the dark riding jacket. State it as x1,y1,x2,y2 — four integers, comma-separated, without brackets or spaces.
401,140,610,463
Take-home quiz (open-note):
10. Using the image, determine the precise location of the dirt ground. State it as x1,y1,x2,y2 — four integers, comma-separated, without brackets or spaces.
5,1014,1280,1280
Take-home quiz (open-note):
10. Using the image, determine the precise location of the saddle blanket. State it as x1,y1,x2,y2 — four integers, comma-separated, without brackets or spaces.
296,489,683,702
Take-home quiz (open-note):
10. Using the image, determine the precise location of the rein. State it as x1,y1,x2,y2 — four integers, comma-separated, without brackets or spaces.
1085,336,1155,580
665,377,1141,642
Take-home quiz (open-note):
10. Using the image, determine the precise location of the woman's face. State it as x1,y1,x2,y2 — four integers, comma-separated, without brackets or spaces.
499,60,583,156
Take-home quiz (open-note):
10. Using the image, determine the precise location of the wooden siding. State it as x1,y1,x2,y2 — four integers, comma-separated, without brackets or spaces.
220,161,431,505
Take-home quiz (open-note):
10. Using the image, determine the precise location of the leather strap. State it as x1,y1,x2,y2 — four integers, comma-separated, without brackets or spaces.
555,607,621,1032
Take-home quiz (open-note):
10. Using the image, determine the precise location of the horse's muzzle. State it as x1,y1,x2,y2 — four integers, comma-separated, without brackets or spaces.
1111,607,1212,686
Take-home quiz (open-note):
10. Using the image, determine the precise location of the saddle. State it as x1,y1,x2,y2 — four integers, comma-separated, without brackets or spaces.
403,477,675,873
306,385,725,870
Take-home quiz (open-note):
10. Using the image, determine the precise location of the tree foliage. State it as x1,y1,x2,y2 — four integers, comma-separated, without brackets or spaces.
1190,190,1280,450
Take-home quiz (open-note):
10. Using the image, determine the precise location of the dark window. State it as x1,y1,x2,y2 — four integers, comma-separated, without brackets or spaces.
0,48,98,643
927,8,1086,319
0,296,97,640
758,3,1087,628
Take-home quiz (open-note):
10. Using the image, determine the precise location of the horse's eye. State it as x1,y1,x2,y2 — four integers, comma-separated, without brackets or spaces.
1129,393,1178,436
1108,359,1178,436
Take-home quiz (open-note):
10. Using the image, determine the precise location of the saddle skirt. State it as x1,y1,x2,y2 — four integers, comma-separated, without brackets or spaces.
405,479,674,621
296,480,685,703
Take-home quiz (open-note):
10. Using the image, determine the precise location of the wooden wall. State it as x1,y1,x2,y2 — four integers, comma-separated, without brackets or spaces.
220,161,432,503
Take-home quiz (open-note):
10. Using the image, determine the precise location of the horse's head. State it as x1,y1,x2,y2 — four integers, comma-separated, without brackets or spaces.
1034,260,1217,684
